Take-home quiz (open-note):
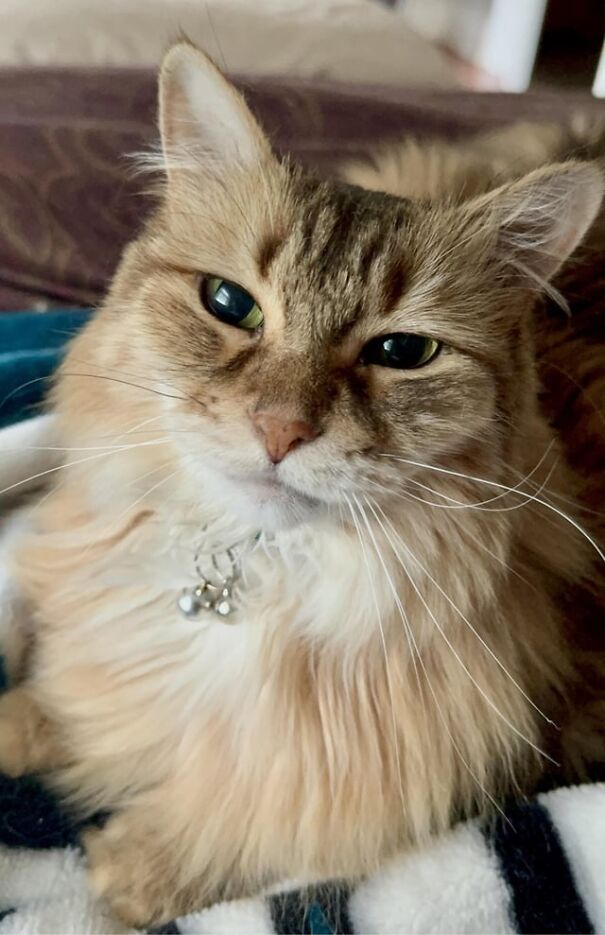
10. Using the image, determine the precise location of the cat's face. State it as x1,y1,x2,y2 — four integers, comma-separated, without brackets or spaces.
134,167,502,531
100,45,602,532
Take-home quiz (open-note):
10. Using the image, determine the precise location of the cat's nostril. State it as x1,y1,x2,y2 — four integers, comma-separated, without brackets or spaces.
251,411,318,464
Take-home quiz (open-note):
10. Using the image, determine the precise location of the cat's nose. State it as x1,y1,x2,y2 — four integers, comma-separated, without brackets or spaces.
251,411,318,464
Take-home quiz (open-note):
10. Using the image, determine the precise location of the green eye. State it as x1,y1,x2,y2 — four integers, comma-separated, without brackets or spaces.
360,333,441,370
200,277,264,330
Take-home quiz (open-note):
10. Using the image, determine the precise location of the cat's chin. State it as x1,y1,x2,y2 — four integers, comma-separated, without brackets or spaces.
202,468,323,533
247,496,320,532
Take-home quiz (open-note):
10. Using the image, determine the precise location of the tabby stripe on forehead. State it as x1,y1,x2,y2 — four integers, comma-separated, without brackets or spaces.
299,197,325,252
381,262,407,316
357,235,384,282
334,298,365,342
258,233,284,279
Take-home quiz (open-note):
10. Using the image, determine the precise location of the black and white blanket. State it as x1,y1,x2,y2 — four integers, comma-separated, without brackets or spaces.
0,775,603,934
1,417,604,935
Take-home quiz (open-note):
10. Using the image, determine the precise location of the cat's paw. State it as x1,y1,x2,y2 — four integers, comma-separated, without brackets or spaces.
84,817,185,927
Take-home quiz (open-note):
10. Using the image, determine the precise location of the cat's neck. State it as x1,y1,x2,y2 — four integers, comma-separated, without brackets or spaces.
43,414,588,660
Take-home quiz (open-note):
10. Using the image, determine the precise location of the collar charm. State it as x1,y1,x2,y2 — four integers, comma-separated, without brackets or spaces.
177,531,261,622
178,577,236,620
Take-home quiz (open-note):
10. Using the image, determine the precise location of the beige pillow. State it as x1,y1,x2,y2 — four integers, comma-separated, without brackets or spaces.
0,0,458,87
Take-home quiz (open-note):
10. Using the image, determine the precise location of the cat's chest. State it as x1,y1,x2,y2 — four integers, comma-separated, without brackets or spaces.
31,518,364,696
29,506,438,743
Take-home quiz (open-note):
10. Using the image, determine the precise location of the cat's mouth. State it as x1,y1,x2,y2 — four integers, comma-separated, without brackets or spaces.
220,469,321,530
232,472,315,505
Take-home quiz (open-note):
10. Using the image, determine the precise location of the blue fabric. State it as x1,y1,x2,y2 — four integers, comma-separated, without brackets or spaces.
0,309,92,429
0,310,93,849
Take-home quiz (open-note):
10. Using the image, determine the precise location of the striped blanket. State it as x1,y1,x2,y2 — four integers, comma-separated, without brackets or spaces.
0,768,602,933
0,313,603,934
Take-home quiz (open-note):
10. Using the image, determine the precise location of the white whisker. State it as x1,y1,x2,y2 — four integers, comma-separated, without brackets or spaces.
402,456,558,514
363,477,541,596
19,416,170,522
0,439,170,500
369,498,557,729
343,493,407,822
352,493,510,823
111,469,179,527
379,454,605,566
362,495,557,764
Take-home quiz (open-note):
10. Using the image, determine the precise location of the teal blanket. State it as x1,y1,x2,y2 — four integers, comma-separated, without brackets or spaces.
0,309,91,429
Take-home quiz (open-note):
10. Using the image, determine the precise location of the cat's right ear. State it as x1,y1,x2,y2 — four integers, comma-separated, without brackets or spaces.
460,160,604,288
158,41,273,178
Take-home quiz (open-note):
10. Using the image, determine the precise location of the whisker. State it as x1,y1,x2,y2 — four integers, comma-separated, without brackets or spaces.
112,468,179,526
5,442,162,453
369,497,557,729
0,353,186,418
0,375,53,413
343,493,407,823
361,494,557,764
368,441,556,513
5,413,172,454
403,440,555,511
543,360,605,433
0,439,170,499
511,469,605,520
19,415,171,521
403,457,558,514
352,493,511,823
345,494,426,702
363,477,541,596
67,355,193,385
60,372,204,409
378,454,605,566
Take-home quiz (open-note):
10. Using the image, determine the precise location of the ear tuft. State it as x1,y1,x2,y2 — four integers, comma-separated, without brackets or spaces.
159,42,272,175
485,161,604,287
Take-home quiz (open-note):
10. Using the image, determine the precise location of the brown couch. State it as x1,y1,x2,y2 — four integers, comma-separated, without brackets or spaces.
0,68,603,311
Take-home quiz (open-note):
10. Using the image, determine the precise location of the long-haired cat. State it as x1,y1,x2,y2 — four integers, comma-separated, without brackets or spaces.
1,43,605,925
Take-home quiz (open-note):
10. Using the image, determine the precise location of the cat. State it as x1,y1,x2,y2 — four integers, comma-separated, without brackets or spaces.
1,41,604,925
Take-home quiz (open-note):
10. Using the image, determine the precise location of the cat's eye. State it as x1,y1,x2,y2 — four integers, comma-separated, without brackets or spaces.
360,333,441,370
200,277,264,331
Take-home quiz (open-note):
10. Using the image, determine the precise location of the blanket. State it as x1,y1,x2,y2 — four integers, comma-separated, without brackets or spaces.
0,309,90,430
0,311,603,934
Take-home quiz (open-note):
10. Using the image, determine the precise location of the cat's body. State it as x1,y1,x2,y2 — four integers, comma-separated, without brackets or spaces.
1,46,605,924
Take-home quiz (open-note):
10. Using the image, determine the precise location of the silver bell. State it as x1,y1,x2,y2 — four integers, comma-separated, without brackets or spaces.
178,590,202,618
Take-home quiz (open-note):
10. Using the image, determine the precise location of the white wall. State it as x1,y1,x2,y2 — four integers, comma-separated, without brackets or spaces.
401,0,548,92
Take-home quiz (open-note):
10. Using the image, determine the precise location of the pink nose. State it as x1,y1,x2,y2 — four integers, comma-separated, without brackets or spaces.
251,411,318,464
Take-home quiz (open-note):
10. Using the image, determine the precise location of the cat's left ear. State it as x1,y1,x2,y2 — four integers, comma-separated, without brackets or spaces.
464,161,603,284
158,41,273,175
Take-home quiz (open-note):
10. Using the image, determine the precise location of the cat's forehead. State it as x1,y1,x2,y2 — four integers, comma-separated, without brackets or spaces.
282,173,413,269
268,171,416,336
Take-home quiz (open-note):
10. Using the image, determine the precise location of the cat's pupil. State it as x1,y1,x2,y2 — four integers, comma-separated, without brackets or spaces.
200,277,263,330
360,333,440,370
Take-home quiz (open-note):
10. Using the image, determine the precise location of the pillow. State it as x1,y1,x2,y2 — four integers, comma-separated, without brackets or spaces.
0,0,458,88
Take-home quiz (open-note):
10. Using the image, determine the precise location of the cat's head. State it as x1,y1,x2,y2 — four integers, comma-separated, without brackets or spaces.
77,43,603,532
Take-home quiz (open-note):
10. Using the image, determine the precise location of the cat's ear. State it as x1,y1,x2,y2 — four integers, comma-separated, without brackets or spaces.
158,42,272,175
465,161,603,285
